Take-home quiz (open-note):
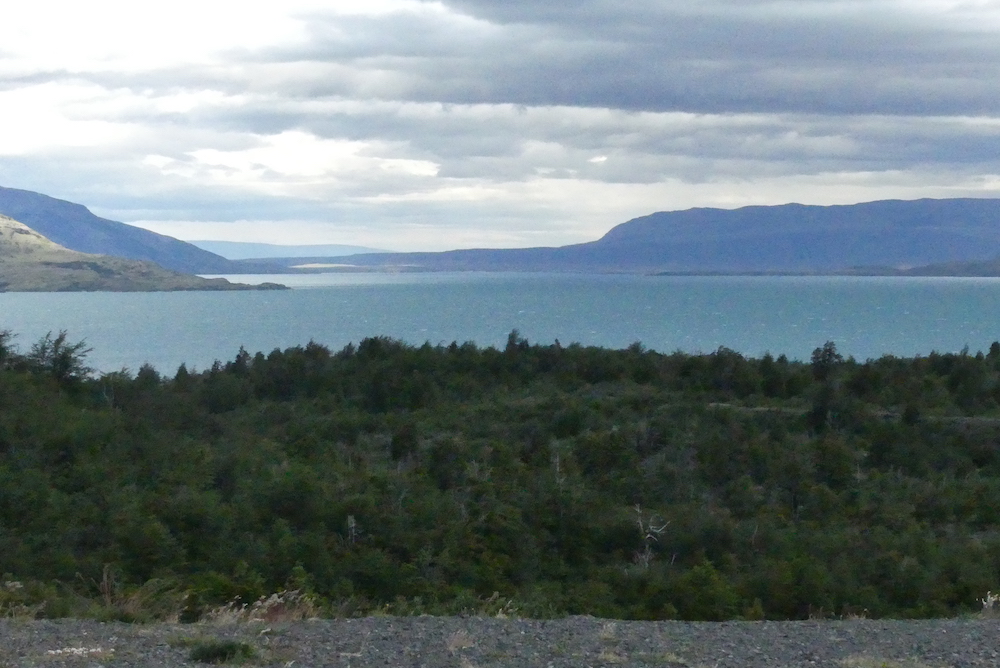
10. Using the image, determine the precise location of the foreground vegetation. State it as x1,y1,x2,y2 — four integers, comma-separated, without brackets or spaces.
4,328,1000,621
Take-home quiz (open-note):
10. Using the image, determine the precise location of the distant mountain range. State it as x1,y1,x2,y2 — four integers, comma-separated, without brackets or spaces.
6,186,1000,276
331,199,1000,274
0,215,284,292
189,240,391,260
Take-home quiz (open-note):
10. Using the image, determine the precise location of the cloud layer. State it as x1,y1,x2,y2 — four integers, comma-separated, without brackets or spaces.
1,0,1000,250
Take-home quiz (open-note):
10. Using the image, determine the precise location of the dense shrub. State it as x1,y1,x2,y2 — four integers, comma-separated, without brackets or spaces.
4,330,1000,620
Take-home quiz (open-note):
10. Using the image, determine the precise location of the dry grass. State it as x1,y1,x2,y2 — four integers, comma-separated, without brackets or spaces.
0,580,42,620
446,629,475,653
839,656,940,668
467,591,519,618
597,647,627,663
1,598,45,620
202,590,319,624
598,621,619,644
980,590,999,618
647,652,691,666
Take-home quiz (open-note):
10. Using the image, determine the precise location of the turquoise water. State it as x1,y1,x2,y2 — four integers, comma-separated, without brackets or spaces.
2,273,1000,373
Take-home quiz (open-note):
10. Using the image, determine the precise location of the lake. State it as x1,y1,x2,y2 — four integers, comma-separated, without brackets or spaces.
2,272,1000,374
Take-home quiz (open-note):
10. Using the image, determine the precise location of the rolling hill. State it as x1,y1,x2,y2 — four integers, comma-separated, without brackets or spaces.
329,198,1000,274
7,188,1000,275
0,187,252,274
0,215,284,291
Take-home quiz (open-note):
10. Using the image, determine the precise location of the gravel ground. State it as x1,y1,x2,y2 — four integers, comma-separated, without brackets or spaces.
3,616,1000,667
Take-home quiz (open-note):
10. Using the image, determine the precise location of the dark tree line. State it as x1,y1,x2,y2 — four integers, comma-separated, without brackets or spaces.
3,328,1000,620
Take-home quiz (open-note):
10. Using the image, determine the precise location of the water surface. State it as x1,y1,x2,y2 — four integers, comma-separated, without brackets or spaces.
2,273,999,373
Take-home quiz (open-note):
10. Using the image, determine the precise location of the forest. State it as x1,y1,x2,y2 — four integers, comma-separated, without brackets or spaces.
3,327,1000,622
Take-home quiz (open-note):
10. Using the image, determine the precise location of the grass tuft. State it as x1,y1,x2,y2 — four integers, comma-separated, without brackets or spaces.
202,589,318,624
839,656,939,668
446,629,475,653
188,639,256,664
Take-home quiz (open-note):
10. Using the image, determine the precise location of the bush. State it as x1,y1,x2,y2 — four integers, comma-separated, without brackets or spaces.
188,639,256,664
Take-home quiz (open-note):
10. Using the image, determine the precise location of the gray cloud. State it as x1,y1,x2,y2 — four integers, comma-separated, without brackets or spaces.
3,0,1000,249
236,1,1000,115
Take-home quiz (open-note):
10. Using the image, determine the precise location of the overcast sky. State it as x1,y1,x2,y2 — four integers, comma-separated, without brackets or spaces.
2,0,1000,251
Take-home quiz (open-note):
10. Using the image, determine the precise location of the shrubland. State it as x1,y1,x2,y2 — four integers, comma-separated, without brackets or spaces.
3,328,1000,621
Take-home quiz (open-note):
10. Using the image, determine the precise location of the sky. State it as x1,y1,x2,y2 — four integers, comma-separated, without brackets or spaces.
2,1,1000,251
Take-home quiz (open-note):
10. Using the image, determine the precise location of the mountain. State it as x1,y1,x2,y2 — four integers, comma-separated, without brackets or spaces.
891,257,1000,277
0,187,249,274
329,198,1000,274
0,215,285,292
8,190,1000,275
189,240,392,260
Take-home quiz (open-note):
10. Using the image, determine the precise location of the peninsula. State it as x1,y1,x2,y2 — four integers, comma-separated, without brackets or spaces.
0,215,285,292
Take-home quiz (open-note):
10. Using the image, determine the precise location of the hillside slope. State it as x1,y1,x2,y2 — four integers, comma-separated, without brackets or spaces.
0,187,245,274
0,215,282,291
335,198,1000,273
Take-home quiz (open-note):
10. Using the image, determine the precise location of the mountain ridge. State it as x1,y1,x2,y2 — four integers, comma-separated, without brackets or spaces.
7,188,1000,275
0,214,285,292
0,187,258,274
325,198,1000,274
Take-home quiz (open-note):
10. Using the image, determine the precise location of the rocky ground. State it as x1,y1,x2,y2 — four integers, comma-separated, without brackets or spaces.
3,616,1000,667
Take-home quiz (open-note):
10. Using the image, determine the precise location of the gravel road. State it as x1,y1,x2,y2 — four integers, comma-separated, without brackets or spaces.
3,616,1000,667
